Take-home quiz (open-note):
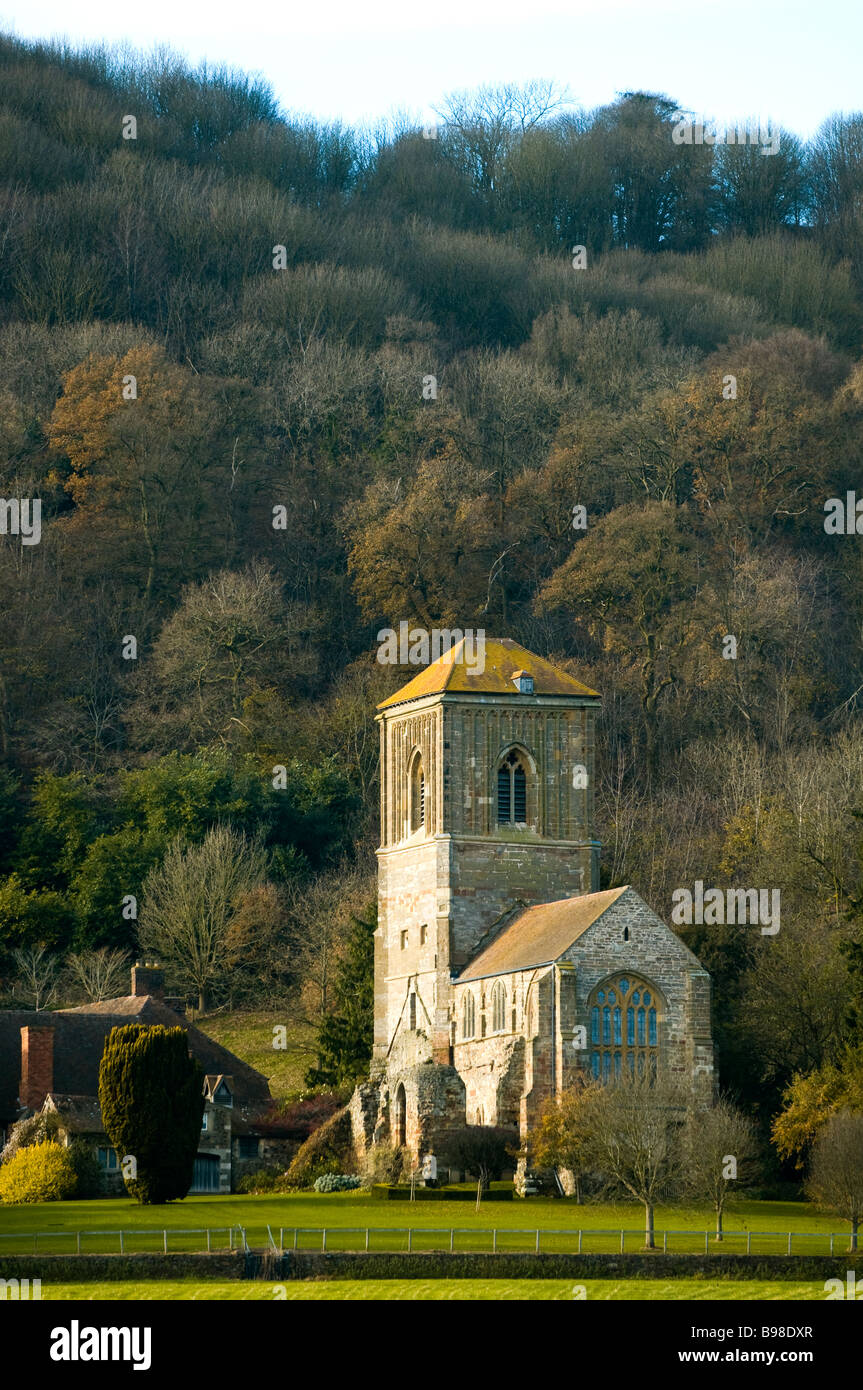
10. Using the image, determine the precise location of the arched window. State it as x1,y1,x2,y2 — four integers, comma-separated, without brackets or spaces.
497,750,527,825
409,751,425,834
394,1083,406,1147
461,991,476,1040
491,980,507,1033
587,975,660,1084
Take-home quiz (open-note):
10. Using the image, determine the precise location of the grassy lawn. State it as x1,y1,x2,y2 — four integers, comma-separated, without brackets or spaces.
39,1279,831,1301
0,1193,854,1256
190,1011,316,1100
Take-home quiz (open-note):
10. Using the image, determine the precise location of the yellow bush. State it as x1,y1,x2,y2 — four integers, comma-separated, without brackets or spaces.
0,1141,78,1204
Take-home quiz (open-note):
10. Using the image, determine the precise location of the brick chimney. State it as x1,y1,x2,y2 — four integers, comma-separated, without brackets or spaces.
20,1026,54,1111
131,961,164,999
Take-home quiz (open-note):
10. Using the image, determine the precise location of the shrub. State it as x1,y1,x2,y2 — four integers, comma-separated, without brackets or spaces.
235,1166,284,1194
0,1141,77,1203
313,1172,362,1192
283,1106,356,1188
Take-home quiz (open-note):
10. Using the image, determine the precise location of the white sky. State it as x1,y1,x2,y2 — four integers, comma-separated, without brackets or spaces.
0,0,858,138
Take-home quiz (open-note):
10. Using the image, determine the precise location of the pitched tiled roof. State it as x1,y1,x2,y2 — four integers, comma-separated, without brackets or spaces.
0,997,270,1127
377,637,599,710
43,1094,104,1132
457,886,630,981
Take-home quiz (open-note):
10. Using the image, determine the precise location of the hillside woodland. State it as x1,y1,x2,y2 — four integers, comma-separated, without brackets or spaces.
1,36,863,1165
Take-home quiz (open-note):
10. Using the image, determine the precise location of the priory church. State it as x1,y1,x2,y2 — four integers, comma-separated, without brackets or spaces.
349,638,714,1179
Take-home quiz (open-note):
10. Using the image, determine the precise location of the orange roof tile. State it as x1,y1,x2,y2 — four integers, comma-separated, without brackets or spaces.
377,637,599,710
457,887,630,980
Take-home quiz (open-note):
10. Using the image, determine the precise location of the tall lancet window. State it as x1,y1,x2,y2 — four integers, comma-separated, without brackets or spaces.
497,749,527,825
409,751,425,834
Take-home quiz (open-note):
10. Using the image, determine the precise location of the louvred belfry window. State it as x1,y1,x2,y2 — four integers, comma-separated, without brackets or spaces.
497,750,527,824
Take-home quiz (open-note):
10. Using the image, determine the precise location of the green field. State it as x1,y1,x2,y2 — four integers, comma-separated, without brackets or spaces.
0,1193,854,1257
191,1012,316,1101
38,1279,830,1301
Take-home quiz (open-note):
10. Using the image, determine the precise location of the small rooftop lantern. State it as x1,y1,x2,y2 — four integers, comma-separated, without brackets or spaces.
512,669,534,694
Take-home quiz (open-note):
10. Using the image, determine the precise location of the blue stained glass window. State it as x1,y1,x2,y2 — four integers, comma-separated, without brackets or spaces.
591,1006,599,1044
628,1053,635,1076
637,1009,645,1045
608,990,616,1004
613,1007,621,1044
643,991,651,1005
619,978,629,993
632,990,640,1005
648,1008,657,1045
591,1053,600,1079
603,1007,611,1044
603,1052,612,1081
627,1008,634,1045
614,1053,622,1078
598,990,605,1004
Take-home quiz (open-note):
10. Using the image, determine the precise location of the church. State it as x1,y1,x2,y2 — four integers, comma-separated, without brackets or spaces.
349,638,714,1182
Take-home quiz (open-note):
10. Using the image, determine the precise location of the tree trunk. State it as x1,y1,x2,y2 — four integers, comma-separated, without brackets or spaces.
644,1201,655,1249
716,1205,723,1242
850,1218,858,1253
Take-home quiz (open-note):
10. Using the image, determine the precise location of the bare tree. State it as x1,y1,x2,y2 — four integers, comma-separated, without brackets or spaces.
582,1071,686,1248
807,1109,863,1252
681,1097,760,1239
65,948,130,1003
12,945,61,1010
138,825,268,1011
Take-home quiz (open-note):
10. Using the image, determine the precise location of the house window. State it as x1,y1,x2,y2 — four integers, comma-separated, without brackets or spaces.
497,750,527,824
201,1113,209,1132
461,991,476,1039
588,975,660,1083
491,980,507,1034
401,930,408,950
409,751,425,834
237,1137,259,1160
420,924,428,946
97,1147,118,1170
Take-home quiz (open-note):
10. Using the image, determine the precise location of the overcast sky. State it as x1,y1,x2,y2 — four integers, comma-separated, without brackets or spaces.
0,0,858,138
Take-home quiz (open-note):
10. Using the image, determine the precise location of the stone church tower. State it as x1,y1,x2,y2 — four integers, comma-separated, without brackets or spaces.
349,638,714,1173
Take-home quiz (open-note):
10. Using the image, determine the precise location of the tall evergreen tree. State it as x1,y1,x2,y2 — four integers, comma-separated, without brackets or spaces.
98,1024,205,1203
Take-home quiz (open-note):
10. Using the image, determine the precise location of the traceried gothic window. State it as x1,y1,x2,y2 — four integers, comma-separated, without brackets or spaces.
491,980,507,1033
461,991,476,1040
409,751,425,834
497,749,527,825
588,975,660,1084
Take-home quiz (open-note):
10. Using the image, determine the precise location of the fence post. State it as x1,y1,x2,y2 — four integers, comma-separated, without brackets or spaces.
163,1230,168,1254
830,1233,834,1255
663,1230,667,1254
33,1232,37,1255
207,1229,211,1253
535,1229,540,1254
578,1229,582,1254
408,1229,412,1252
450,1229,454,1252
322,1229,327,1252
365,1228,370,1252
119,1231,124,1255
77,1231,81,1255
280,1228,284,1253
620,1229,625,1254
746,1231,751,1253
705,1231,709,1255
787,1232,792,1255
492,1229,497,1254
